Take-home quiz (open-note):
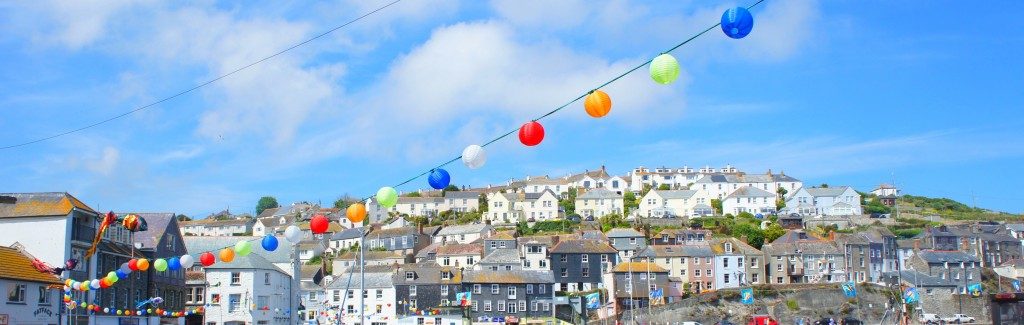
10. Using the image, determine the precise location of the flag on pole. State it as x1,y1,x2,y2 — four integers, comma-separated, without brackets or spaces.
1012,280,1021,293
585,292,601,309
968,283,982,297
841,281,857,298
740,288,754,305
903,288,919,304
455,292,472,306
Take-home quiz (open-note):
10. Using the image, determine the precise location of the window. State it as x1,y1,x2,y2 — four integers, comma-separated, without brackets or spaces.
694,257,700,265
582,267,590,277
540,284,546,294
257,296,268,308
231,272,241,285
561,268,568,277
265,273,271,285
560,255,567,262
751,257,758,268
540,260,547,268
406,272,415,280
695,269,701,277
706,257,712,263
211,293,221,304
725,243,733,253
441,285,449,296
752,273,759,284
473,284,481,294
724,274,731,284
443,257,451,266
410,285,417,296
602,254,609,263
38,285,51,305
492,284,500,294
376,289,383,299
777,264,782,272
543,302,551,311
723,258,729,268
777,277,783,284
497,301,505,312
363,290,368,299
228,294,241,312
333,290,341,302
505,265,512,271
8,284,26,303
508,286,517,299
532,301,539,311
441,271,451,280
347,305,355,314
484,300,492,311
348,290,354,299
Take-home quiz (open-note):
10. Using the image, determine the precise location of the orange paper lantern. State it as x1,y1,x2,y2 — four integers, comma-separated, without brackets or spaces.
136,258,150,271
584,90,612,118
219,248,235,263
346,203,366,224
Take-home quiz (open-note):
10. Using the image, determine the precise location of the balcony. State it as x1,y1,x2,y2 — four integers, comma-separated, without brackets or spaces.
789,265,804,276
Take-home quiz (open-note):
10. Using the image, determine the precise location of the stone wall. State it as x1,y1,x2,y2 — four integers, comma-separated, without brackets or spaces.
594,284,991,325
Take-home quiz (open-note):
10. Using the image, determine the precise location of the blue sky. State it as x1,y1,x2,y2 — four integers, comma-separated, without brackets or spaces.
1,0,1022,217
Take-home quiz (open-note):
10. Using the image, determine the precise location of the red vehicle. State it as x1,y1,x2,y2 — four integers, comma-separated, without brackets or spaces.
748,315,779,325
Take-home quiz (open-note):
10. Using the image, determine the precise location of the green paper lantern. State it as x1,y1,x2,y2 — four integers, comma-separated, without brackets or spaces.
235,240,253,256
650,54,680,85
105,272,118,283
376,187,398,208
153,259,168,272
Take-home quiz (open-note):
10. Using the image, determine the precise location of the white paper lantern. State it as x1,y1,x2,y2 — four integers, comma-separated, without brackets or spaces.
180,254,195,269
462,145,487,169
284,225,303,244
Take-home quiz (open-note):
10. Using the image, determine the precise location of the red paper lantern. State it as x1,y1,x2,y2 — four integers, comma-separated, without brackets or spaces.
310,214,329,234
128,259,139,271
199,252,216,267
518,121,545,146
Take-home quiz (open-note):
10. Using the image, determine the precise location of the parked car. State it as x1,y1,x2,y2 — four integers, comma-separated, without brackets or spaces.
748,315,778,325
941,314,975,323
919,313,941,324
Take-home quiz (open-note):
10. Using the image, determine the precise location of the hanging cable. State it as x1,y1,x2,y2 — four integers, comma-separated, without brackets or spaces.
0,0,405,150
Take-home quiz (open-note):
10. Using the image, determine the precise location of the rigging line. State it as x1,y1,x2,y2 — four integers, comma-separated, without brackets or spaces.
0,0,405,151
364,0,768,201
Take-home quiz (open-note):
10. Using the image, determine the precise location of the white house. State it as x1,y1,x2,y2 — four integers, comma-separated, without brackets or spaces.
722,186,777,216
871,184,899,197
575,188,624,218
637,190,712,219
523,177,570,197
520,240,551,271
692,171,801,201
784,186,863,216
518,190,560,221
180,218,254,237
393,197,445,218
628,165,736,193
199,252,293,325
444,191,481,213
0,245,63,325
327,271,396,325
433,224,494,245
485,193,520,223
435,243,484,268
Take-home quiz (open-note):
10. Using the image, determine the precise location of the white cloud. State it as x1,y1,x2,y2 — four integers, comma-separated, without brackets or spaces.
27,0,143,49
84,146,121,176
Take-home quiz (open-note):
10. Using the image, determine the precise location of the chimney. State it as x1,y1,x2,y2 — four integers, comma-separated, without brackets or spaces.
913,239,920,251
485,219,491,225
829,230,836,241
601,165,606,171
767,169,772,176
961,237,969,251
418,222,424,235
552,235,561,247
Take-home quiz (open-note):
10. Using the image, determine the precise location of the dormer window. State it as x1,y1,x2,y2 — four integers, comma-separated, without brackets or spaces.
405,272,415,280
279,217,286,225
441,272,451,280
725,243,733,254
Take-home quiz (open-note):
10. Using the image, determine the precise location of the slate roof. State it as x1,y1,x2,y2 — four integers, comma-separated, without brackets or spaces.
565,168,610,182
326,271,394,289
550,240,616,254
580,230,608,241
763,241,839,256
180,218,253,227
980,232,1019,243
462,270,554,284
396,197,445,204
917,250,979,263
725,186,775,199
369,226,420,238
637,245,713,258
336,251,405,261
0,246,62,284
1000,259,1024,268
710,238,761,255
437,224,491,236
479,248,521,264
612,262,667,273
578,188,621,200
444,191,482,199
125,213,178,250
517,235,559,247
416,242,442,259
806,187,852,197
653,190,698,200
884,270,957,287
394,262,463,285
331,227,364,240
606,228,644,238
1006,223,1024,232
0,192,97,218
771,230,822,244
435,243,483,256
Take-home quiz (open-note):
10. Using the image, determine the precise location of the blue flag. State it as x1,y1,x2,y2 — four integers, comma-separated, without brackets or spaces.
649,288,663,300
841,282,857,298
904,288,919,304
585,292,601,309
1013,280,1021,293
968,283,982,297
455,292,472,306
740,288,754,305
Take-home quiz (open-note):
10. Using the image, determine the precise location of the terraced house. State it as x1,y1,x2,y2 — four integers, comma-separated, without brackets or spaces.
762,230,846,284
462,269,556,323
393,262,463,317
549,239,618,292
711,238,764,288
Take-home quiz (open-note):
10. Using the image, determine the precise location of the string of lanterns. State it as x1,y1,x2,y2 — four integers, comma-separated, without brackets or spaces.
60,2,759,302
63,291,203,317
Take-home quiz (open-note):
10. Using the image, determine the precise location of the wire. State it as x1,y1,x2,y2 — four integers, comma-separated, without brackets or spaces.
361,0,766,202
0,0,405,150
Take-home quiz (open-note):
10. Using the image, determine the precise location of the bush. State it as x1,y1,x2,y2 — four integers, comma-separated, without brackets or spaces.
786,299,799,310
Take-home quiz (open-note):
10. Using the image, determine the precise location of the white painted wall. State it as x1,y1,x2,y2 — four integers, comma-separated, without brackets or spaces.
0,278,62,325
0,216,71,267
203,268,293,325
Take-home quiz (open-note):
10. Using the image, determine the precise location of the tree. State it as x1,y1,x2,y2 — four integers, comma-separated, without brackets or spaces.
731,222,766,249
560,188,577,216
176,214,191,222
711,199,723,215
478,193,489,212
764,223,786,244
776,187,789,211
657,184,671,191
256,196,279,216
623,191,639,212
819,183,829,188
640,184,653,197
736,211,755,220
442,184,460,196
333,194,359,209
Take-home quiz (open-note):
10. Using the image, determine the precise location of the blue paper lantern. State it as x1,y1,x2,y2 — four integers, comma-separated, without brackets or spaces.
721,7,754,39
167,257,181,271
261,235,279,252
427,168,451,190
115,269,128,280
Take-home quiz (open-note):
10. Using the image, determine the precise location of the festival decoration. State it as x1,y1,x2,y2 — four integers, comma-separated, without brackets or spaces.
84,212,118,259
461,145,486,169
121,214,148,232
310,214,329,234
136,258,150,271
427,168,450,190
584,90,612,118
180,254,195,269
721,7,754,39
650,54,680,85
128,259,140,271
376,187,398,208
261,235,279,251
346,203,366,224
235,240,254,256
518,121,545,146
199,252,216,267
740,288,755,304
153,259,168,272
219,248,235,263
284,225,303,244
136,297,164,309
167,257,181,271
32,258,78,275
